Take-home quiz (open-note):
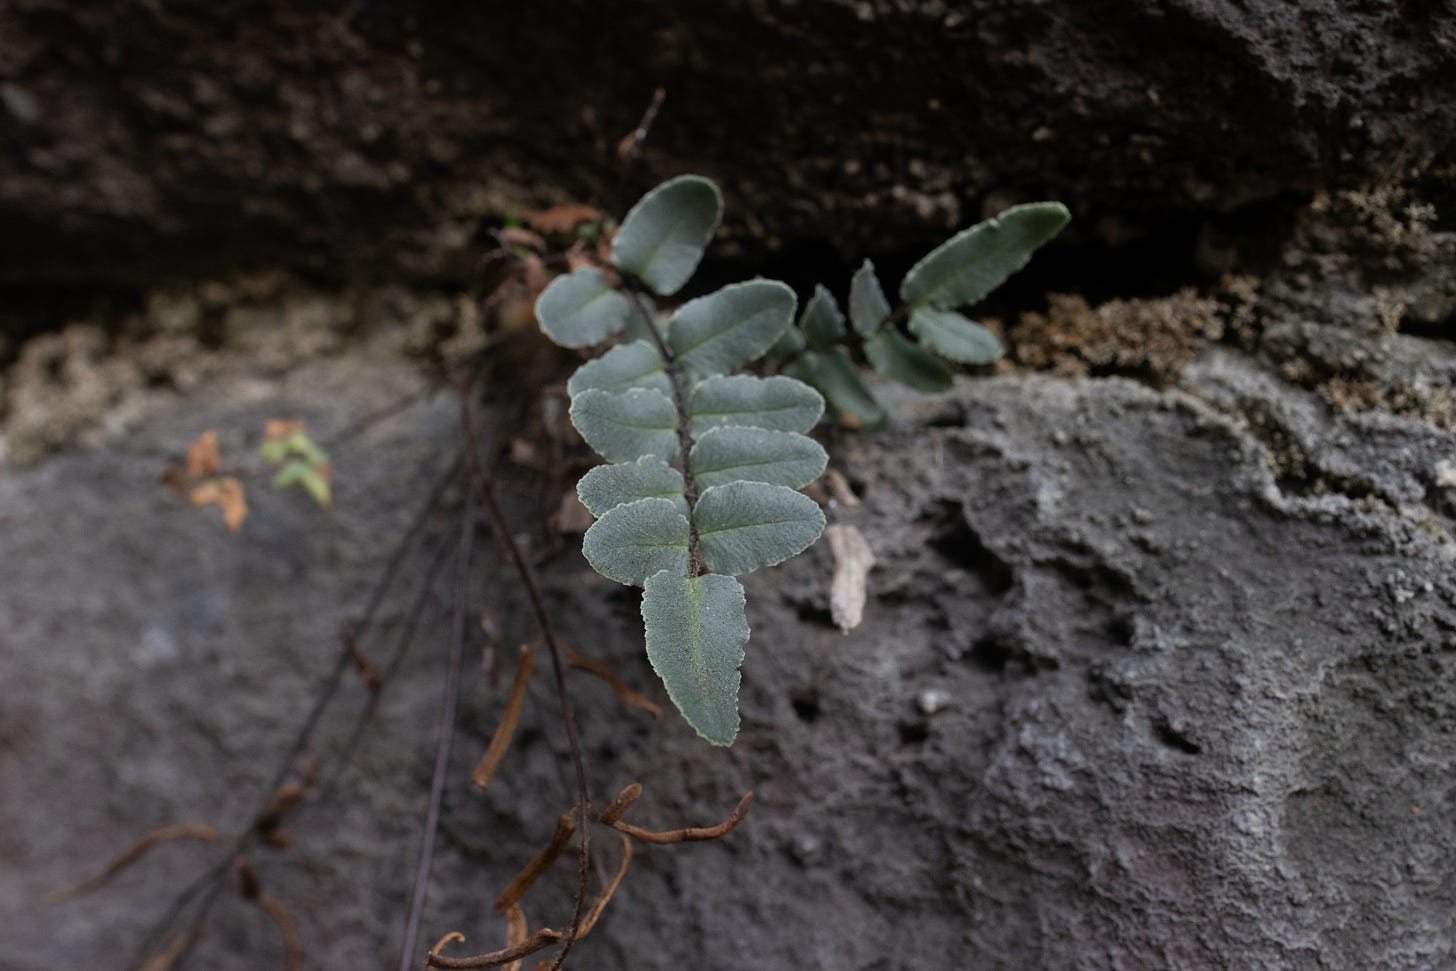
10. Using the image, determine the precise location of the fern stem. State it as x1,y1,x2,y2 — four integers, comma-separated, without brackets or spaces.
629,290,706,577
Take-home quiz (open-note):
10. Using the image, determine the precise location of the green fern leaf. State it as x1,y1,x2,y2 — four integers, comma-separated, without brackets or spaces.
611,175,724,296
900,202,1069,309
642,570,749,746
582,498,690,585
865,328,954,392
907,307,1003,364
695,481,825,576
566,341,670,398
668,280,796,379
535,267,631,348
690,427,827,491
688,374,824,437
577,457,687,517
784,348,887,430
799,284,846,347
569,388,679,463
849,259,892,336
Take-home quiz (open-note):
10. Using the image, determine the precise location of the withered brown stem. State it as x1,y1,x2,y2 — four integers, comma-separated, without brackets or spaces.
610,791,754,845
564,646,663,722
461,391,592,971
472,644,537,790
427,929,564,970
597,784,644,827
494,811,578,914
45,824,220,905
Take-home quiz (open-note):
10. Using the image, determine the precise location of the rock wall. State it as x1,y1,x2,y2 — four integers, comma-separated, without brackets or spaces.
4,3,1456,968
4,325,1455,968
2,0,1452,285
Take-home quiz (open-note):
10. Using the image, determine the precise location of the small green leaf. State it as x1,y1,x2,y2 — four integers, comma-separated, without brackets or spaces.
273,460,331,507
569,388,679,463
689,374,824,436
799,285,846,347
259,439,289,464
908,307,1003,364
582,498,690,585
535,268,631,348
296,464,332,507
566,340,670,398
784,348,887,430
864,328,954,392
272,460,306,489
286,432,329,468
611,175,724,296
849,259,892,336
695,481,826,576
690,427,827,491
642,570,749,746
900,202,1070,309
668,280,796,379
577,457,687,517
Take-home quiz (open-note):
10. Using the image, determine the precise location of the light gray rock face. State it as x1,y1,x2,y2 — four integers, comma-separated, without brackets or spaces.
1,0,1452,284
4,333,1455,969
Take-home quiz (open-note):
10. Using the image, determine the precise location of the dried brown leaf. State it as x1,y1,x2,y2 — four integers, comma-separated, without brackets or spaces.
264,419,306,442
524,204,603,235
498,227,548,252
185,430,221,479
825,524,875,632
189,476,248,531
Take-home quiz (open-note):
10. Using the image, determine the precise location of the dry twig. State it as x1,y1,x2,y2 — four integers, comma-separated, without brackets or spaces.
45,824,220,904
472,644,537,790
610,791,754,845
564,646,663,721
494,811,578,914
427,929,564,970
235,858,302,971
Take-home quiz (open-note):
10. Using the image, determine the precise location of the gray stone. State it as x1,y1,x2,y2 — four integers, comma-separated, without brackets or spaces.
5,326,1456,967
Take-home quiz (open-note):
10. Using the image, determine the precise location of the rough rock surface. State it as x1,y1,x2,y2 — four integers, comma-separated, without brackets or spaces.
4,323,1456,968
2,0,1453,284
